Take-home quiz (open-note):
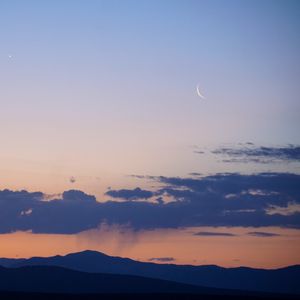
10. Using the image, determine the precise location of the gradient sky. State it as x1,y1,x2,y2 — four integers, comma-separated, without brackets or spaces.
0,0,300,267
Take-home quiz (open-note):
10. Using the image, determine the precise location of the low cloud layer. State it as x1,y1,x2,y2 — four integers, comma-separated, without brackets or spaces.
148,257,175,262
105,187,154,200
194,231,236,237
210,144,300,164
0,172,299,234
247,231,281,237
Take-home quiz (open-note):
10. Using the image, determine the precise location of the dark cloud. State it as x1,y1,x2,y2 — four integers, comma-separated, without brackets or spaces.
148,257,175,262
247,231,281,237
155,197,164,204
0,172,300,234
69,176,76,183
194,151,205,154
194,231,236,237
105,187,154,200
0,189,100,234
210,144,300,163
157,172,300,199
189,173,202,177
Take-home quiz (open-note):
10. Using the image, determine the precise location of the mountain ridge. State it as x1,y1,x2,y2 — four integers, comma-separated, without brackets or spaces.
4,250,299,270
1,250,299,295
0,265,227,294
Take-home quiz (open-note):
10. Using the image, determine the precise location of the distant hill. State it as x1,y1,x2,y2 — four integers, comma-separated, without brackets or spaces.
0,265,231,295
1,250,299,295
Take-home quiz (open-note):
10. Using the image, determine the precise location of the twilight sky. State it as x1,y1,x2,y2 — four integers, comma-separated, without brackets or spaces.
0,0,300,267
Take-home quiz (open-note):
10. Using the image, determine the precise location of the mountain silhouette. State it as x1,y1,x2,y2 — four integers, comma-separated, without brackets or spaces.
0,265,219,294
1,250,299,295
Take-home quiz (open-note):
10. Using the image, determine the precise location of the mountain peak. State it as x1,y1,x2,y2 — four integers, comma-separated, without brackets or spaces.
1,250,299,295
66,250,108,257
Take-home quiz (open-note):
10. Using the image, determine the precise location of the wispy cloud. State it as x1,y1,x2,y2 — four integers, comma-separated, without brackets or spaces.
148,257,175,262
247,232,281,237
194,231,236,237
209,144,300,164
266,202,300,216
69,176,76,183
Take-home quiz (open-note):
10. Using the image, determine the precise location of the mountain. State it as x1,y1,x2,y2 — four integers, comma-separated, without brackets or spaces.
0,266,296,300
1,250,299,295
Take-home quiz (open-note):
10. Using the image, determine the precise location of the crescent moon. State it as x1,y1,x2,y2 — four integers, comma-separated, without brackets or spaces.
196,85,205,99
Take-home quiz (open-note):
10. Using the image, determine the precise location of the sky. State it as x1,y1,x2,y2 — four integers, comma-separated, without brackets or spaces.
0,0,300,267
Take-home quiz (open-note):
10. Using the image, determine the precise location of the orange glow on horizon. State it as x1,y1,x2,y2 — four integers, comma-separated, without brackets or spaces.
1,226,299,269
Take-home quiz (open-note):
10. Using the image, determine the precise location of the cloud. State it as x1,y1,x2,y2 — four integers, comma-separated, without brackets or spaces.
157,172,300,199
62,190,96,203
20,208,33,216
69,176,76,183
0,172,300,234
266,202,300,216
189,173,202,176
148,257,175,262
0,189,99,234
247,232,281,237
194,231,236,237
155,197,164,204
194,151,205,154
210,144,300,163
78,223,140,254
105,187,154,200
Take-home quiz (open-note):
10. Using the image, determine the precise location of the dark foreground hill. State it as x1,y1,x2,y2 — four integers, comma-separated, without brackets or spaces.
0,266,297,300
0,265,218,294
1,250,299,295
0,291,298,300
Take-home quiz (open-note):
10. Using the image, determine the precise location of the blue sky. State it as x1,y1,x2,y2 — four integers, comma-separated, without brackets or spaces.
0,0,300,267
1,0,300,194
